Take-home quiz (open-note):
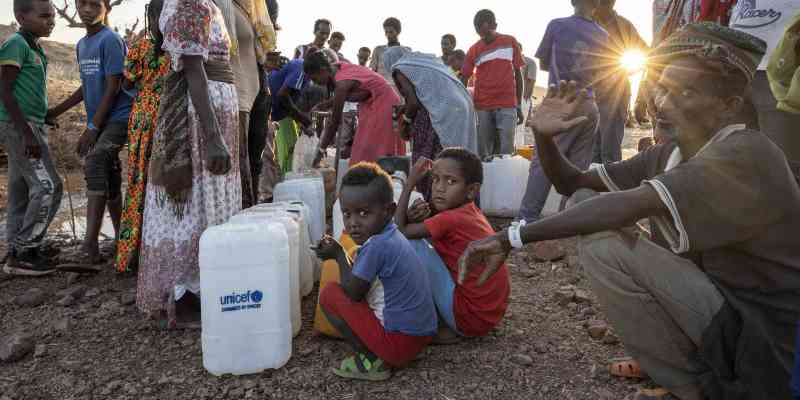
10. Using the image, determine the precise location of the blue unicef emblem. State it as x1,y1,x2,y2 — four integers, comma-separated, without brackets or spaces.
250,290,263,303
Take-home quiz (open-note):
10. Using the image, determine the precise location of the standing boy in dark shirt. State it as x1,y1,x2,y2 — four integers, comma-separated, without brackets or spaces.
519,0,606,223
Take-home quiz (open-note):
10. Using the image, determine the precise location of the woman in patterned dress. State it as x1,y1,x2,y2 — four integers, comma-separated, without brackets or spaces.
115,0,171,273
137,0,241,328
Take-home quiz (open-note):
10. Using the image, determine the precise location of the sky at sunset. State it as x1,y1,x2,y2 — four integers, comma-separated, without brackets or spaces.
2,0,654,87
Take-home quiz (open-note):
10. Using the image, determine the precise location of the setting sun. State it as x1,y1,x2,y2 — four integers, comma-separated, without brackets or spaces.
620,50,647,73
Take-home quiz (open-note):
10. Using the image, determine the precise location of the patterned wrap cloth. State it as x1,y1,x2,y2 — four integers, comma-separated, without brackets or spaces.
116,37,170,273
138,0,241,326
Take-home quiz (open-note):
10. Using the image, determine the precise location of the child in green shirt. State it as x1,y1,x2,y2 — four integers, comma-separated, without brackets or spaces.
0,0,64,275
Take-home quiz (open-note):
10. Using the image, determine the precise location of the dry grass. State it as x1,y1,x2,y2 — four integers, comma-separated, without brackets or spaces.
0,24,84,170
47,78,86,171
48,62,81,82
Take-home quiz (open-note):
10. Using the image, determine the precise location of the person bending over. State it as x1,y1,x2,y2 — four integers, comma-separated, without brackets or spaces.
265,53,311,173
304,52,405,167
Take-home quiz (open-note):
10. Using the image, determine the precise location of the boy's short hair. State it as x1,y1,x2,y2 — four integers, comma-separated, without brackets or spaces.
383,17,402,33
358,47,371,54
341,162,394,204
14,0,47,14
331,31,345,41
436,148,483,185
451,49,466,59
314,18,331,33
473,9,496,29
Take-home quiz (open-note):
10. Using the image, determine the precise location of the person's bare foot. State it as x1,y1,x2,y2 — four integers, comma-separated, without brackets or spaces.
80,242,104,265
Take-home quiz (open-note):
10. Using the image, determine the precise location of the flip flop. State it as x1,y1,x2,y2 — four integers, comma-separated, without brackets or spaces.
609,357,646,379
634,387,674,400
332,354,392,382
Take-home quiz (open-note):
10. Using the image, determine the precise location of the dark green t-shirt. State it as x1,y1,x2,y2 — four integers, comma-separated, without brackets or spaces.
0,32,48,123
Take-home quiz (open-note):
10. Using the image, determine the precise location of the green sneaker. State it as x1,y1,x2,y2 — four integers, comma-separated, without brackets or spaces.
332,353,392,382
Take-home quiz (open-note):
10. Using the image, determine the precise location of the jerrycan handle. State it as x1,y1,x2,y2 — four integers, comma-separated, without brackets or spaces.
483,154,512,162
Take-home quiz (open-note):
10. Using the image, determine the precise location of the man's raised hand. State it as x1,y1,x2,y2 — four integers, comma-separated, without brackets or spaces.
526,80,592,137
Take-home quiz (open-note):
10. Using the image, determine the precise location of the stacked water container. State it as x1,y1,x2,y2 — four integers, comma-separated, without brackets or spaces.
229,212,302,337
199,189,326,375
480,155,531,218
249,201,317,289
274,172,326,244
199,220,292,375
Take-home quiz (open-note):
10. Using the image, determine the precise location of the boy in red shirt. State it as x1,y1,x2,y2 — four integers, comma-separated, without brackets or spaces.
461,9,525,159
396,148,510,341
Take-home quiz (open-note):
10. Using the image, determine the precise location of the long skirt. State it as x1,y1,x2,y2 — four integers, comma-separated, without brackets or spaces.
136,80,242,323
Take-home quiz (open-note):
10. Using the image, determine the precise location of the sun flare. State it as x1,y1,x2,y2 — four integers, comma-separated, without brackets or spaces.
620,50,647,73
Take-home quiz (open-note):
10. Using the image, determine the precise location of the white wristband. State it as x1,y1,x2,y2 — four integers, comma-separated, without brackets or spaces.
507,220,526,249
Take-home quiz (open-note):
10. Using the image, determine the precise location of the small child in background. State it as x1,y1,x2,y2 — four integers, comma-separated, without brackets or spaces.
396,148,510,342
0,0,63,275
315,162,437,381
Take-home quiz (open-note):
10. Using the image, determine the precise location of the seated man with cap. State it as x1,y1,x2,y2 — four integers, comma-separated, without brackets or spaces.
458,23,800,400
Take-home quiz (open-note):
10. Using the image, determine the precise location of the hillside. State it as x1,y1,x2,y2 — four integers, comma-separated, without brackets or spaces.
0,23,79,80
0,24,85,170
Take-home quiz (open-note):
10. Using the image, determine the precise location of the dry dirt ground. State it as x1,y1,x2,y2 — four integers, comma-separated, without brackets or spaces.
0,237,653,400
0,42,657,397
0,129,656,400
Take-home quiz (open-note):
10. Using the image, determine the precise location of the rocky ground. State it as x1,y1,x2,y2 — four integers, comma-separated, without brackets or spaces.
0,131,657,400
0,231,658,400
0,44,657,396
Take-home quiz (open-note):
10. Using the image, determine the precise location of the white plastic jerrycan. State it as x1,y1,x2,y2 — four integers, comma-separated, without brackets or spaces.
249,201,316,290
274,172,326,244
199,221,292,376
480,155,531,218
229,212,302,337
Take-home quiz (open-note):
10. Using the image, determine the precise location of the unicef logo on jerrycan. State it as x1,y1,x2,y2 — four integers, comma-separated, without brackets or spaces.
220,290,264,312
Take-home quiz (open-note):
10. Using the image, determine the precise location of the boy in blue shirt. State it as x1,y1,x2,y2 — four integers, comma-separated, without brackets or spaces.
0,0,63,275
49,0,133,265
314,163,437,381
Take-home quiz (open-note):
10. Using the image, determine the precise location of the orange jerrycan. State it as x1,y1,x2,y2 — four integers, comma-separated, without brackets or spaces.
313,234,358,338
